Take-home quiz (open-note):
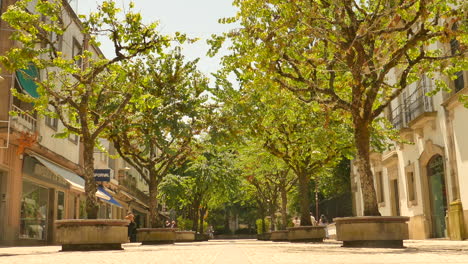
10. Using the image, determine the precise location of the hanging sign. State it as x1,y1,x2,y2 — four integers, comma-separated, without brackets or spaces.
94,169,111,182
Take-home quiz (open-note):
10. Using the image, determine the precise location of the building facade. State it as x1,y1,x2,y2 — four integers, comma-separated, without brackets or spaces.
351,50,468,239
0,0,150,245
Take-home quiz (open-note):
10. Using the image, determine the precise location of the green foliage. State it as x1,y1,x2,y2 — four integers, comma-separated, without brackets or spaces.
218,0,467,216
0,0,175,218
255,218,270,234
176,216,193,231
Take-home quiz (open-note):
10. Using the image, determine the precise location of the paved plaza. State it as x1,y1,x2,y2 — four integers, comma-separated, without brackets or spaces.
1,239,468,264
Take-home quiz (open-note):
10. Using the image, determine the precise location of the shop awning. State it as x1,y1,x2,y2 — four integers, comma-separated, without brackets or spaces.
16,64,40,98
32,155,110,200
97,186,123,208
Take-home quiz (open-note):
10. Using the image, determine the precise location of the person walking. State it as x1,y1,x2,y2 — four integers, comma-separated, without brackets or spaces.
125,211,137,242
319,214,329,238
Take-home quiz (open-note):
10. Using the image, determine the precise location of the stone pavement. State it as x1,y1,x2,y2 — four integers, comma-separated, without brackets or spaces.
1,239,468,264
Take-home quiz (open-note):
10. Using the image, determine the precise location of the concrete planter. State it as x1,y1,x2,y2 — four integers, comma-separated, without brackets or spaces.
137,228,177,245
270,230,289,241
334,216,410,248
55,219,128,251
195,233,209,241
175,231,196,242
287,226,325,242
256,232,271,241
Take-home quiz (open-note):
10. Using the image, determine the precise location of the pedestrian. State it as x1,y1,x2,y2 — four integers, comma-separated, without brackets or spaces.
125,211,137,242
171,220,177,228
165,220,171,228
293,216,300,227
207,225,214,239
319,214,329,238
310,212,317,226
319,214,328,226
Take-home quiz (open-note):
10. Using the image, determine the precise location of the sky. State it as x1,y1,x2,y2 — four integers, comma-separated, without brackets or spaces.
71,0,238,81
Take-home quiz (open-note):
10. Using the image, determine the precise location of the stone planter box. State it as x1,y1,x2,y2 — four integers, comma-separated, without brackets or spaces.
195,233,209,241
176,231,196,242
257,232,271,241
334,216,410,248
288,226,325,242
55,219,128,251
270,230,289,241
137,228,177,245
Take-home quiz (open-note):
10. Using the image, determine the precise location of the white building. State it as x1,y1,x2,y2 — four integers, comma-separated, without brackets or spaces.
351,59,467,239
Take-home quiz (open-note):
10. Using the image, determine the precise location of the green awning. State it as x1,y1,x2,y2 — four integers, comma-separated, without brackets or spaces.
16,64,40,98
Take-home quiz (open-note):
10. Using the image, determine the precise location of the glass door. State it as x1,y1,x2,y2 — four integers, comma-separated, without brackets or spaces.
427,155,447,238
20,181,49,240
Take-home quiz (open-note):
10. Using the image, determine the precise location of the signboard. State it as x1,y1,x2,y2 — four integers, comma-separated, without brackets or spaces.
94,169,111,182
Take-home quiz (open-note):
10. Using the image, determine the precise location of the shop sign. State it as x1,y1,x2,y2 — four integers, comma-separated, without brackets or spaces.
94,169,111,182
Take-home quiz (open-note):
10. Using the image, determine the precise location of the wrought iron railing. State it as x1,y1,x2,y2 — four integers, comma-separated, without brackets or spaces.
404,85,434,124
389,82,434,129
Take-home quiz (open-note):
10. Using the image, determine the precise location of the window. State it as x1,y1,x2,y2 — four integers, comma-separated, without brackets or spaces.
375,171,385,203
68,134,78,144
45,108,58,130
72,38,83,69
407,171,416,202
450,24,465,92
57,191,65,220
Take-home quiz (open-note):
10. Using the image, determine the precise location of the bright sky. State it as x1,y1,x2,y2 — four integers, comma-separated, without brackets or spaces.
72,0,238,81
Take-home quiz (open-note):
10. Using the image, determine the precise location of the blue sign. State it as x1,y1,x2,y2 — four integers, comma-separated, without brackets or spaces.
94,169,111,182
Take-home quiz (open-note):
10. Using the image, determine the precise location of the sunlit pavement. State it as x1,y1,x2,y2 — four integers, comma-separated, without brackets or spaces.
1,239,468,264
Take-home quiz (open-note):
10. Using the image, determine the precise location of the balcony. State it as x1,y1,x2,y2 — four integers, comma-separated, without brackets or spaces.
10,104,37,132
390,83,435,131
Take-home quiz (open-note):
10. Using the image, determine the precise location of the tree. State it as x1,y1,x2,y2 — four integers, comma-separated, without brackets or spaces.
213,79,353,225
237,145,296,230
1,0,171,218
161,143,241,233
106,50,209,227
218,0,467,216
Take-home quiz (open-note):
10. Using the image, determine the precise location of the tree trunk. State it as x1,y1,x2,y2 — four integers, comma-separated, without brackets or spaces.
298,171,312,226
192,200,200,232
260,209,266,233
269,202,276,232
224,207,230,233
280,187,288,230
83,140,98,219
354,119,381,216
199,207,206,234
149,176,161,227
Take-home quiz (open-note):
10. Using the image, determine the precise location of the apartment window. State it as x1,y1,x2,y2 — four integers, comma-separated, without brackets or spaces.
375,171,385,203
68,134,78,144
72,38,83,69
45,108,58,130
450,24,465,92
50,31,63,52
407,171,416,202
45,115,58,130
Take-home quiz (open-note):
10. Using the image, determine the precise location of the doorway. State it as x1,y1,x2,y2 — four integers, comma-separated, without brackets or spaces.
427,155,447,238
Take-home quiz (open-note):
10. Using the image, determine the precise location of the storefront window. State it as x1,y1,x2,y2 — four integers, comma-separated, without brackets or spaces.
20,181,49,240
98,203,111,219
79,199,87,219
57,191,64,220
